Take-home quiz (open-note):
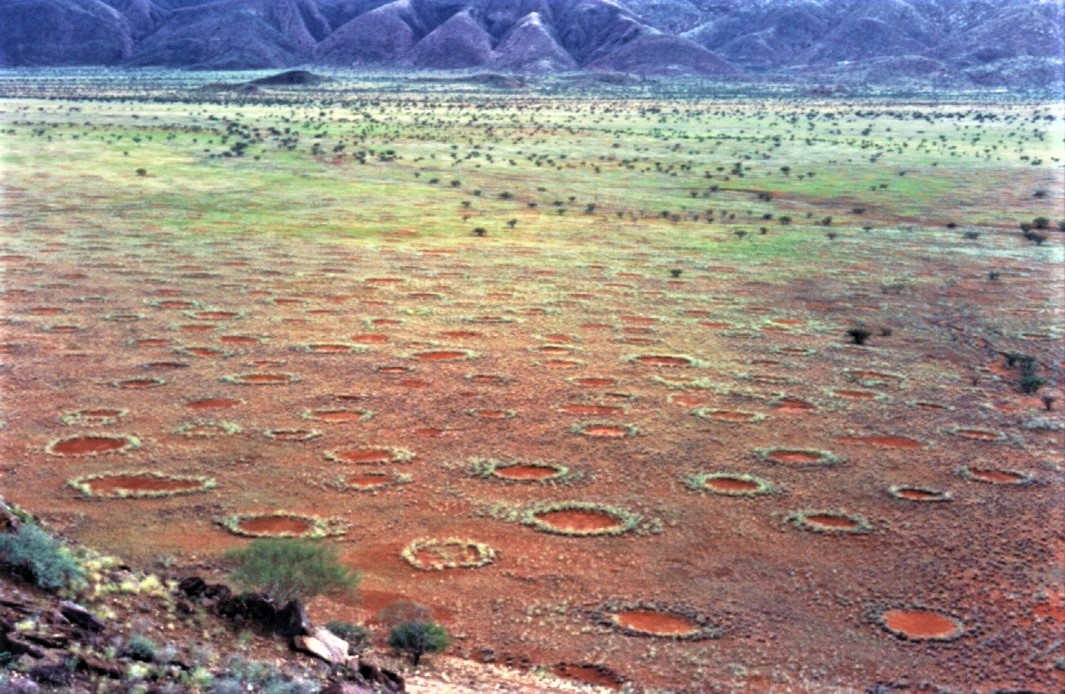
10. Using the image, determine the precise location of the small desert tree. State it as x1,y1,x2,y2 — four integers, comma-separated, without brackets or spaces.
388,620,450,666
225,538,359,605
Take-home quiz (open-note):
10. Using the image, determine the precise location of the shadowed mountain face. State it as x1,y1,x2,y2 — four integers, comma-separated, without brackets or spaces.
1,0,1062,86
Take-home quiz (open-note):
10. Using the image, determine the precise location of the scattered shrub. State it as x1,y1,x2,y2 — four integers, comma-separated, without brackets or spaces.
388,620,450,666
123,635,158,662
0,524,84,591
325,621,370,652
846,326,872,345
224,538,359,605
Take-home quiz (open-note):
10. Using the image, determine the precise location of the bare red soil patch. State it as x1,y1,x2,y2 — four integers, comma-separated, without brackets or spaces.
880,609,963,640
533,509,623,533
236,515,311,536
613,610,699,637
47,434,138,457
561,404,624,416
185,398,241,410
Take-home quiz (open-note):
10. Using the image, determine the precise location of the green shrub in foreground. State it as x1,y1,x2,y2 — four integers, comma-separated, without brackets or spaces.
0,525,83,591
388,620,450,666
225,538,359,605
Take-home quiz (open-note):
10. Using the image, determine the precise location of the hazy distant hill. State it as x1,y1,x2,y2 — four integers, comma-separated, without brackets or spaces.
2,0,1062,86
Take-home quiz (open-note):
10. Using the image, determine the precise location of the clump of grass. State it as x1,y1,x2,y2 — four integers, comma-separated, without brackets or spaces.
0,524,84,591
122,635,158,662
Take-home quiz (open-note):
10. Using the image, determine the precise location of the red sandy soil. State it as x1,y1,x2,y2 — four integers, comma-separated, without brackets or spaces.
881,609,962,640
703,477,761,494
1,225,1062,692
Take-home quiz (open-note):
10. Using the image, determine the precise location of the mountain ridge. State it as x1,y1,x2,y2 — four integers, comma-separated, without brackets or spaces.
2,0,1063,87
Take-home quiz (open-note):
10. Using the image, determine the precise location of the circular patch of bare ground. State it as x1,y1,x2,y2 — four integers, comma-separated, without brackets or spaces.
572,422,640,439
350,334,389,344
522,502,639,537
410,349,476,362
219,335,265,346
787,510,873,534
464,315,516,324
466,373,508,385
141,361,189,371
958,466,1033,485
148,299,200,310
471,459,570,483
69,471,215,498
297,343,365,354
774,397,815,413
836,435,924,450
757,448,840,467
176,346,233,359
439,330,483,340
302,409,373,423
222,372,300,385
326,447,414,465
844,369,904,387
829,388,882,401
888,485,952,503
401,538,497,570
949,427,1006,442
467,408,517,421
374,365,413,375
110,377,166,390
569,376,618,388
331,471,404,492
878,608,965,641
693,408,766,424
44,324,84,334
540,359,583,369
597,602,722,640
626,354,699,367
185,397,243,411
686,472,774,497
560,403,626,416
176,421,242,438
46,433,141,457
102,313,144,322
264,428,321,442
550,663,625,690
60,408,127,427
217,512,347,538
184,309,242,321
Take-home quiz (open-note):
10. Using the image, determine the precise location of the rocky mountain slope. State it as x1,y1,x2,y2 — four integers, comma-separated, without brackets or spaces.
1,2,1062,91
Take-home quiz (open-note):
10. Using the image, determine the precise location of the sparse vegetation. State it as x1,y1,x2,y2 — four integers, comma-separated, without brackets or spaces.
0,524,84,591
224,538,359,605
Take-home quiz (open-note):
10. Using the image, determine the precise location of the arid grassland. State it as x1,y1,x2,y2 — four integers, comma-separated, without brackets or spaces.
1,72,1063,691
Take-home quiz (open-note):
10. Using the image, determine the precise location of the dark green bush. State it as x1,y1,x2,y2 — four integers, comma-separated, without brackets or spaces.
325,621,371,652
123,635,158,662
388,620,449,666
0,525,83,591
225,538,359,605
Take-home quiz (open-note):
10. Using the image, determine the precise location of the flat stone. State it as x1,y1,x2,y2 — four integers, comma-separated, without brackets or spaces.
293,627,351,666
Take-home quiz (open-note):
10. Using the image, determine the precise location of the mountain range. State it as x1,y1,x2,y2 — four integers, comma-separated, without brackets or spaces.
1,0,1062,87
